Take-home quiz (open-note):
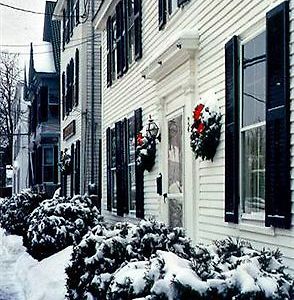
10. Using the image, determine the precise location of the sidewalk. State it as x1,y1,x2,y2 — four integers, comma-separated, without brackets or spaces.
0,229,25,300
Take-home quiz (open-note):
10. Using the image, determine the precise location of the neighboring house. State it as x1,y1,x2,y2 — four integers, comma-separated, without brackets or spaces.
27,1,61,197
53,0,102,199
12,82,30,194
94,0,294,272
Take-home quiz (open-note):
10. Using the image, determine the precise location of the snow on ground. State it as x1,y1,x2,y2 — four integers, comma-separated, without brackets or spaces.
0,228,72,300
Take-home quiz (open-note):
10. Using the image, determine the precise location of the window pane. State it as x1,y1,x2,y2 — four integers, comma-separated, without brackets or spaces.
111,170,117,209
242,125,265,214
44,148,53,165
128,117,135,162
168,115,183,194
128,164,136,211
44,166,54,182
111,129,116,167
242,31,266,127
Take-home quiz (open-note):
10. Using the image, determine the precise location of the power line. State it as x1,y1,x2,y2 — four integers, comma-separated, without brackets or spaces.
0,1,83,18
0,34,100,55
0,34,98,48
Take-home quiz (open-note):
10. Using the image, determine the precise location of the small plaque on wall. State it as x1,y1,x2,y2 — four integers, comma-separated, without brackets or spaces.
63,120,76,140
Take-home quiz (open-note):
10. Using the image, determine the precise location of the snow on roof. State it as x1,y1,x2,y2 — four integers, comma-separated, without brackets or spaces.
33,42,56,73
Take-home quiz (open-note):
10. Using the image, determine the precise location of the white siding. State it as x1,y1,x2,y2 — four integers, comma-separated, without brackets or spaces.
97,0,294,271
58,0,102,195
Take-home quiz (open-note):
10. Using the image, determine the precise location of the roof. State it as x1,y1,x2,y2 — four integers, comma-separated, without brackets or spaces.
33,42,56,73
43,1,60,73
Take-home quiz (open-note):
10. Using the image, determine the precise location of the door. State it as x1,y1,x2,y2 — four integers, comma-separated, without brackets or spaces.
165,108,185,227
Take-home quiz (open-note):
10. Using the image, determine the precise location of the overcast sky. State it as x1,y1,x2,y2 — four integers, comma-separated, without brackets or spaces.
0,0,51,74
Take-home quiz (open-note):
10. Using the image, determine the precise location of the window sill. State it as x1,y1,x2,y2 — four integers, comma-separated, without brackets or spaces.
238,223,275,236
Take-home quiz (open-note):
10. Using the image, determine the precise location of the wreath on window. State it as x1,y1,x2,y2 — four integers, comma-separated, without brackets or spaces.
59,148,72,175
136,131,157,172
190,102,222,161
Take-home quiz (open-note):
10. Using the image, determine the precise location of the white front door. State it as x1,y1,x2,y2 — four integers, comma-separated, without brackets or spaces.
162,95,195,237
166,109,184,227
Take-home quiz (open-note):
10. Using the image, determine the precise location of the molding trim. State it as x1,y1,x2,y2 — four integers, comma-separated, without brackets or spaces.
142,30,199,82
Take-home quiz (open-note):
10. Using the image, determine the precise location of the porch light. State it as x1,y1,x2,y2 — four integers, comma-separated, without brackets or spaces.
145,115,160,140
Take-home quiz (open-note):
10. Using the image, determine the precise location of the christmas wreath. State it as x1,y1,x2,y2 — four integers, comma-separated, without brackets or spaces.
59,148,72,175
136,131,156,172
190,102,221,161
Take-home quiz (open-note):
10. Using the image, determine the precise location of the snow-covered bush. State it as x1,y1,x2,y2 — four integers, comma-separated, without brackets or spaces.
25,195,102,260
0,189,44,236
65,220,196,299
66,226,294,300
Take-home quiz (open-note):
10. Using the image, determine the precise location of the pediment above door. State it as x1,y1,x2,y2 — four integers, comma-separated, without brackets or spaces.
141,30,199,83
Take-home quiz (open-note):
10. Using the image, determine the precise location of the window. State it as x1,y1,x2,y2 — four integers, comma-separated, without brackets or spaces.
43,147,54,182
127,1,135,65
110,128,117,209
225,1,291,229
106,108,144,217
106,0,142,87
111,17,117,82
241,31,266,216
158,0,189,30
127,116,136,211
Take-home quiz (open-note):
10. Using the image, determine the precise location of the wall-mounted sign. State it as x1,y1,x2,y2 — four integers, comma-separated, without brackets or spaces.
63,120,76,140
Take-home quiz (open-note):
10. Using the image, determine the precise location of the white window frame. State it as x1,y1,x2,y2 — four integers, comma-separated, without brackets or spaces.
239,27,266,223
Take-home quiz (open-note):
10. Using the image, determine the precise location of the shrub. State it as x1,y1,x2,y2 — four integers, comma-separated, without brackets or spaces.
66,224,294,300
65,219,196,299
0,189,44,236
25,194,102,260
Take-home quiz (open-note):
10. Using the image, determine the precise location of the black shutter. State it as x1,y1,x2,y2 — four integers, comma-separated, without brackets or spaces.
225,36,239,224
75,140,80,194
62,72,65,119
177,0,189,7
134,0,142,60
158,0,166,30
135,108,144,218
115,121,124,216
75,49,79,106
265,2,290,229
122,0,128,73
71,59,74,110
116,2,123,77
76,0,80,25
53,145,58,184
62,9,66,50
168,0,172,15
70,143,75,197
106,127,112,211
122,118,129,214
106,17,113,87
66,64,69,115
40,86,48,122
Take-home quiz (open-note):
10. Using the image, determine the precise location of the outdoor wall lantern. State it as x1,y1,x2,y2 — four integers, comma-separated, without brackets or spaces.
136,115,160,172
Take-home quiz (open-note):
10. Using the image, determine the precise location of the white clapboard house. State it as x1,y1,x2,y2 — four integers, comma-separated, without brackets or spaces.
53,0,102,198
94,0,294,271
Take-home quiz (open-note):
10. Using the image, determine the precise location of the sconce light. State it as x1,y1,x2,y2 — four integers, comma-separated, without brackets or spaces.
145,115,160,140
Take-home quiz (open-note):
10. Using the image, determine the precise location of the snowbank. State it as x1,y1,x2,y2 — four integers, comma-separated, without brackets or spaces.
15,246,72,300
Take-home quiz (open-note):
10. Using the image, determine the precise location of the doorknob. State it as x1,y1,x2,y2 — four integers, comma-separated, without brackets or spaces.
163,193,168,203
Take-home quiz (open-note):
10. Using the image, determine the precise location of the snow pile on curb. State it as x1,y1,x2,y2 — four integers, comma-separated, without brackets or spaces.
15,246,72,300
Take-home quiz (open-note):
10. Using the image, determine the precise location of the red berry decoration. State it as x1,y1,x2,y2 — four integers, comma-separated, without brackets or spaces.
190,103,221,161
